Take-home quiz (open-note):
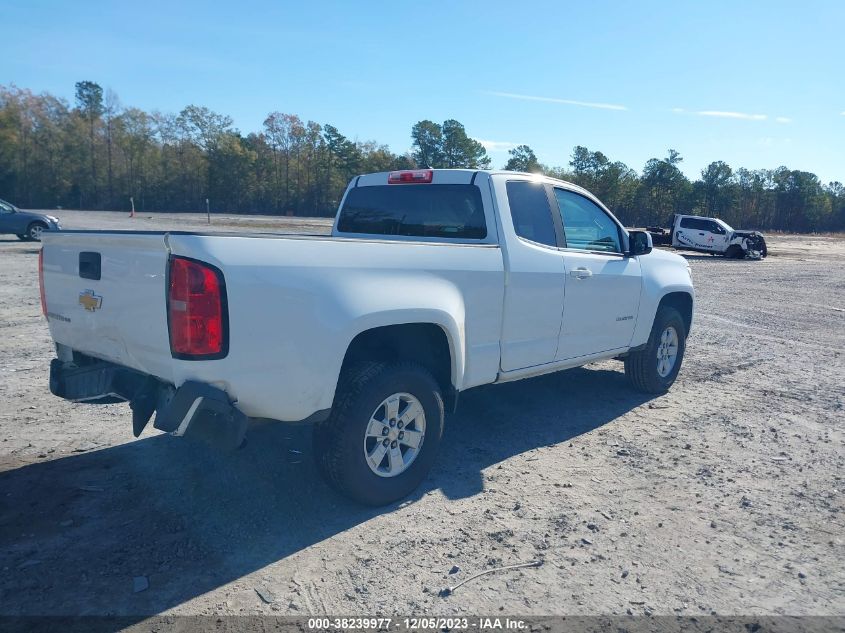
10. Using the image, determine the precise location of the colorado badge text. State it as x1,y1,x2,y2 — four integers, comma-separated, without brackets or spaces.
78,289,103,312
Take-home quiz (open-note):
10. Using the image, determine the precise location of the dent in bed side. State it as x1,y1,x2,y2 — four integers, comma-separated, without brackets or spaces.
316,287,468,415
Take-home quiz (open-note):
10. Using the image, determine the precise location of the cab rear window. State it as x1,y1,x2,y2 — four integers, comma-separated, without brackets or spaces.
337,185,487,239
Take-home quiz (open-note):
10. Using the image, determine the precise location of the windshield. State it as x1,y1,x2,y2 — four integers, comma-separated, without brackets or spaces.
337,184,487,240
716,218,733,232
0,200,16,213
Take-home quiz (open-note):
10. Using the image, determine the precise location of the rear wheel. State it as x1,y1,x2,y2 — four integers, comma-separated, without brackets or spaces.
624,306,687,393
313,362,444,506
26,222,47,241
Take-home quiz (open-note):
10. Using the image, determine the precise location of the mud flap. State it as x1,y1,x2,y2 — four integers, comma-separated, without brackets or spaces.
153,381,248,451
130,376,160,437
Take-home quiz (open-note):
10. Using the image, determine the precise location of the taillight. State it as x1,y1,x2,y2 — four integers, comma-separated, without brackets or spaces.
388,169,433,184
167,256,227,359
38,248,47,316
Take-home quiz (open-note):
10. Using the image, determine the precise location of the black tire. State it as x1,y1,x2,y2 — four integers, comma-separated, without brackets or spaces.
725,245,745,259
313,361,444,506
624,306,687,394
26,222,47,242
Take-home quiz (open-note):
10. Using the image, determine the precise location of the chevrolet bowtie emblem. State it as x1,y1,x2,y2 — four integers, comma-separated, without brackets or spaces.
79,289,103,312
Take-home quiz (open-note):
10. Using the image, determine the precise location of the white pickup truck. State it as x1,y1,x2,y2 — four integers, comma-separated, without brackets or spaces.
40,169,694,505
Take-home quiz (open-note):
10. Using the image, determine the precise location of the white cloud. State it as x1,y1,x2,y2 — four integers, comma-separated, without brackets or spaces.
476,139,519,152
757,137,792,147
695,110,767,121
673,108,794,123
841,111,845,116
486,91,627,111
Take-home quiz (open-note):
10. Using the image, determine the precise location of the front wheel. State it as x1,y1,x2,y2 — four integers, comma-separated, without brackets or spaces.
26,222,47,241
624,306,687,393
313,362,444,506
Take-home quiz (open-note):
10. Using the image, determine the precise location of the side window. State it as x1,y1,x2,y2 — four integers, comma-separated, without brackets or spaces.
554,189,621,254
682,217,723,233
506,181,557,247
680,217,708,230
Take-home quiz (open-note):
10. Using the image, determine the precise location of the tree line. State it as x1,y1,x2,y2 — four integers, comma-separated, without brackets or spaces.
1,82,842,231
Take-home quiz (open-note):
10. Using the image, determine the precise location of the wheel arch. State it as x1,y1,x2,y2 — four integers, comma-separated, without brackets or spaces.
337,321,460,412
658,291,694,335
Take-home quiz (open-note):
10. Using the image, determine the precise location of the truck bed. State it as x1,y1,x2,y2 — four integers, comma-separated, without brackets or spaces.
41,230,505,421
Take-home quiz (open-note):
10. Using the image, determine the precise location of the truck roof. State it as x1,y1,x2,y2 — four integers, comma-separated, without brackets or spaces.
674,213,732,225
354,169,595,199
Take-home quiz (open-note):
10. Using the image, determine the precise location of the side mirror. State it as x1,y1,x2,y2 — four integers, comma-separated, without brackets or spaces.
628,230,653,256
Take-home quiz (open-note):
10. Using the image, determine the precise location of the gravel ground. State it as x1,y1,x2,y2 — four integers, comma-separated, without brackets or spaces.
0,211,843,618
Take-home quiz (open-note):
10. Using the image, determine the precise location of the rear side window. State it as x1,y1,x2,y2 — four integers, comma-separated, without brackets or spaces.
680,217,707,230
506,181,557,247
337,185,487,239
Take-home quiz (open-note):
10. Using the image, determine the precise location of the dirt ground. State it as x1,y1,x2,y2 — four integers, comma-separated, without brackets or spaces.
0,210,843,619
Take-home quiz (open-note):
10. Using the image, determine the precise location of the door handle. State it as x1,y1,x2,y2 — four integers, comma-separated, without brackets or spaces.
570,267,592,278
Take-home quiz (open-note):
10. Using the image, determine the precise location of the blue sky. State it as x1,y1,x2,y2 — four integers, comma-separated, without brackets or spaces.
3,0,844,183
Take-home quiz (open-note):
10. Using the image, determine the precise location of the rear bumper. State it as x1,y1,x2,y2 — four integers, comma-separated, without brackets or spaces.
49,357,248,451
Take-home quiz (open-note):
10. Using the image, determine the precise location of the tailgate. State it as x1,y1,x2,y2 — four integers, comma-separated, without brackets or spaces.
41,232,174,383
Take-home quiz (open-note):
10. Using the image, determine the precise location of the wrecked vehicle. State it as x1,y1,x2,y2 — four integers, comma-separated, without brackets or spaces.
645,214,767,259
